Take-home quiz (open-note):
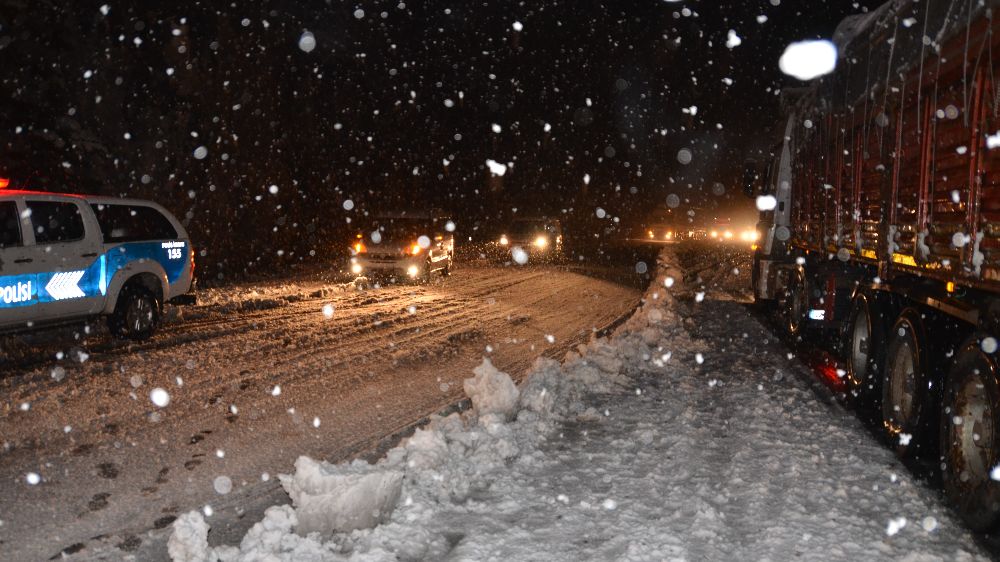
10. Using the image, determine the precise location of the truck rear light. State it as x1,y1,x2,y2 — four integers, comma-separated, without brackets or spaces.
0,178,9,189
190,245,196,277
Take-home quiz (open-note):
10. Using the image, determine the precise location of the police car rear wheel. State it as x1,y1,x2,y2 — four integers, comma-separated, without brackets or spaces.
109,285,160,341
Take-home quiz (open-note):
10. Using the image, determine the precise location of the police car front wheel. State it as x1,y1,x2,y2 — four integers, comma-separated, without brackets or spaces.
109,285,161,340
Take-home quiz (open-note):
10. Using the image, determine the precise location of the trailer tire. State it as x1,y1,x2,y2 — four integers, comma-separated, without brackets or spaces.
882,308,933,458
844,292,888,413
940,335,1000,531
779,269,808,336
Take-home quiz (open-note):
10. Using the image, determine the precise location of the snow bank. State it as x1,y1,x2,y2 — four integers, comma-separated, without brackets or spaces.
170,246,988,561
169,252,683,561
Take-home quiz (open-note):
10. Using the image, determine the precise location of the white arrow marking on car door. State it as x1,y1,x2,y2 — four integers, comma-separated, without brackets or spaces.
45,271,86,300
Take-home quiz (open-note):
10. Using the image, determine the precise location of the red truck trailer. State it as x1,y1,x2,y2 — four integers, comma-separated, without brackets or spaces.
749,0,1000,530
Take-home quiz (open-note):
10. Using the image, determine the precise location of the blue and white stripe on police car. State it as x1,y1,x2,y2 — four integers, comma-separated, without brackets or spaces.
44,271,86,300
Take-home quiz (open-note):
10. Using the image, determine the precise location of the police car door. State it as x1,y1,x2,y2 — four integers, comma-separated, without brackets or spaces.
0,197,35,328
25,198,103,321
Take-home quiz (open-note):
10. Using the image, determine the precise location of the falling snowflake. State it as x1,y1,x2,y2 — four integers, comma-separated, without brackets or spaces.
886,517,907,536
511,247,529,265
150,388,171,408
725,30,742,49
298,31,316,52
779,40,838,81
213,476,233,495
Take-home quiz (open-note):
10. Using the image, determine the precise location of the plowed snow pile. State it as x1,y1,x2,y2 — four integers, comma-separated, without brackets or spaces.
169,248,988,561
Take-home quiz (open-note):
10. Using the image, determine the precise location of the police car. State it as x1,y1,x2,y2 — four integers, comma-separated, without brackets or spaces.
0,180,195,340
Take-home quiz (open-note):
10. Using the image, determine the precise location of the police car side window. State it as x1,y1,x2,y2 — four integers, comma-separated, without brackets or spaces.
91,204,177,243
27,201,85,244
0,201,21,248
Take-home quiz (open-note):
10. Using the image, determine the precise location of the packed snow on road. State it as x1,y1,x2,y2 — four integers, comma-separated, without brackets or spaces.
161,248,988,562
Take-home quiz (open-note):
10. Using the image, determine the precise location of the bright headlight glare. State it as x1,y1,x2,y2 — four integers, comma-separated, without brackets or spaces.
407,265,420,277
534,236,549,248
499,235,509,246
351,263,363,274
410,244,423,255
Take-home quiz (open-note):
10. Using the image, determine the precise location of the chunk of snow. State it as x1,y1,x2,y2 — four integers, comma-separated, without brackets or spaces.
167,511,210,562
676,149,692,165
279,456,403,535
512,21,523,32
193,146,207,160
464,358,519,419
779,40,838,80
25,472,40,485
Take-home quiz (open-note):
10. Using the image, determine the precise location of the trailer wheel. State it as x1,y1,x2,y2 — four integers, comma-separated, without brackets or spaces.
845,293,887,412
940,336,1000,531
780,269,808,336
882,308,932,457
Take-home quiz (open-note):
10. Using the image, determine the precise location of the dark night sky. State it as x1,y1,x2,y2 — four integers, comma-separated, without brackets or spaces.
0,0,885,274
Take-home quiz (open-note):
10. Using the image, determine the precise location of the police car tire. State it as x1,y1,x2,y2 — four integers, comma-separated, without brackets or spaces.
109,284,160,341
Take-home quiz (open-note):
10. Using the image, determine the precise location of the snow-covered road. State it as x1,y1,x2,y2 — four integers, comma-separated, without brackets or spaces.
160,245,989,561
0,264,642,561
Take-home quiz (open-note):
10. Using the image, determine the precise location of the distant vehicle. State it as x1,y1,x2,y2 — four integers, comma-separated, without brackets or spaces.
748,1,1000,531
350,212,454,282
631,223,681,243
497,218,563,256
0,184,196,340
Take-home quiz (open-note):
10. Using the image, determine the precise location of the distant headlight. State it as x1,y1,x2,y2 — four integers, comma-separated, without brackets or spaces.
353,242,367,254
407,265,421,277
648,230,655,239
534,235,549,248
351,263,363,275
499,235,509,246
410,243,423,255
723,230,734,240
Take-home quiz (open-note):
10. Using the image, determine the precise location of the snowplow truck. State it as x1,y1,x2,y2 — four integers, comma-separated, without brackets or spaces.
748,0,1000,531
